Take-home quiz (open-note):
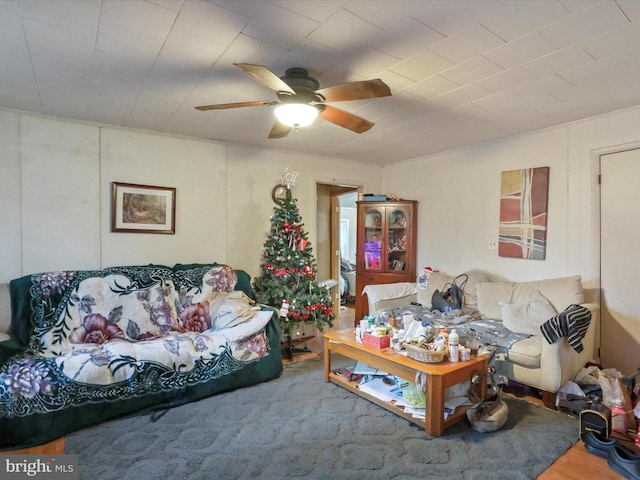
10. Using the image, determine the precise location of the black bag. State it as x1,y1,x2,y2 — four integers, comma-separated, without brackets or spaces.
431,274,468,312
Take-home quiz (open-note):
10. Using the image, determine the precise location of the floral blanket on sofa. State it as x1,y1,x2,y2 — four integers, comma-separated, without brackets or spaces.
0,263,282,450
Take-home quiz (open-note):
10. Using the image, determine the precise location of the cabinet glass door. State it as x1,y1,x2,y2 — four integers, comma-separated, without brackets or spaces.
363,207,383,271
387,206,409,271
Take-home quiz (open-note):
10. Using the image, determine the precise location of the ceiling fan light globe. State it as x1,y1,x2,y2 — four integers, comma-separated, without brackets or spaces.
274,103,318,128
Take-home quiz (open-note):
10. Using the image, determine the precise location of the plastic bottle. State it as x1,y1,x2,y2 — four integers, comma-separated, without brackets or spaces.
355,326,362,344
391,330,404,352
448,329,459,362
437,327,449,343
611,400,627,434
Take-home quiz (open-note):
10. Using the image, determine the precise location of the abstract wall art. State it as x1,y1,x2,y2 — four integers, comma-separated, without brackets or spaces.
498,166,549,260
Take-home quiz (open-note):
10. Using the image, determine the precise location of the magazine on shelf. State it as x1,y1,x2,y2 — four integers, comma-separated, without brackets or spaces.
357,376,403,403
350,361,389,376
404,406,426,419
353,368,473,420
401,396,471,420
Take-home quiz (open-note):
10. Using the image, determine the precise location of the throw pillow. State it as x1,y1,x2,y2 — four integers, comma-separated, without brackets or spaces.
209,291,258,329
499,289,557,336
476,282,515,319
461,269,498,308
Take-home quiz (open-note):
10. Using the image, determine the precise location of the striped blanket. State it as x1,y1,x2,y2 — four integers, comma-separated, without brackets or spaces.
540,304,592,353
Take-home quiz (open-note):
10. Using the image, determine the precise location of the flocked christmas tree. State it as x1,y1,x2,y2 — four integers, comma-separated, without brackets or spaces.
253,183,334,355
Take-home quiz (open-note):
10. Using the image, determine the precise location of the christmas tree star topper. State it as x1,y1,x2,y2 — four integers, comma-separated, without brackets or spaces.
281,166,298,188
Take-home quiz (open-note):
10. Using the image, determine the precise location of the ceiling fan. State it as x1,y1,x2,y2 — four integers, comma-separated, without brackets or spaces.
195,63,391,139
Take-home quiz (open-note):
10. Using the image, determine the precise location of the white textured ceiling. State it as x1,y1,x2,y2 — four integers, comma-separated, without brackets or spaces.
2,0,640,165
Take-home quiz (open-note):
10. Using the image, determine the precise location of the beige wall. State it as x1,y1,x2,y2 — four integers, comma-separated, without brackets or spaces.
384,126,580,283
3,104,640,372
383,107,640,288
383,105,640,372
0,110,382,284
20,116,101,273
0,112,22,281
224,143,378,279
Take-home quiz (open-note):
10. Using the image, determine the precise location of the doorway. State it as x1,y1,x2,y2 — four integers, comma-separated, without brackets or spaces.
600,148,640,375
316,184,359,315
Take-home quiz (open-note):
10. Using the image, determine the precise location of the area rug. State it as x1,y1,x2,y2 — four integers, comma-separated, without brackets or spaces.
66,355,578,480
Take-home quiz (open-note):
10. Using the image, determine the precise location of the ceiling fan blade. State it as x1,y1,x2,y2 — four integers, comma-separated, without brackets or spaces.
195,100,278,111
234,63,296,95
268,120,292,139
316,79,391,102
318,105,374,134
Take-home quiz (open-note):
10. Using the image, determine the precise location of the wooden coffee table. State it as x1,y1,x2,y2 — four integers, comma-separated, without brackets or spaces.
324,329,488,436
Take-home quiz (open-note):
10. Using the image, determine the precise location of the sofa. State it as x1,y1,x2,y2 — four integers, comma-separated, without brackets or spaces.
365,270,600,406
0,263,283,450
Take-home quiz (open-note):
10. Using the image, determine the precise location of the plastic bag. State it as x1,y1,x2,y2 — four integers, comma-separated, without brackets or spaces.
598,369,625,407
574,365,625,407
574,365,601,385
400,380,426,408
555,380,586,407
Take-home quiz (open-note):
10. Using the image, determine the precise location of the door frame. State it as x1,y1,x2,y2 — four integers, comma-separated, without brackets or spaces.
316,182,362,314
597,145,640,373
592,139,640,285
592,140,640,367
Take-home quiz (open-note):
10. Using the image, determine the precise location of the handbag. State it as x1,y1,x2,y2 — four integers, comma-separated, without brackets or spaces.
431,274,468,312
466,370,509,433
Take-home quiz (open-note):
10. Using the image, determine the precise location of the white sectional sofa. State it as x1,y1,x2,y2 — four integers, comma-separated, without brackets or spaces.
365,270,600,406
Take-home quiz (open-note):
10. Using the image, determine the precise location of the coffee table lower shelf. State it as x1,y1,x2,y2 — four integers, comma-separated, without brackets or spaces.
327,371,470,430
324,329,488,436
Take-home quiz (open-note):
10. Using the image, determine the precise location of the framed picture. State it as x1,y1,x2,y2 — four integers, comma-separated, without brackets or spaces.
391,259,405,271
111,182,176,234
498,166,549,259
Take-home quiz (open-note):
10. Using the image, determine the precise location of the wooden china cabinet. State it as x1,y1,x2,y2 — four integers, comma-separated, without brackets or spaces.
354,200,417,322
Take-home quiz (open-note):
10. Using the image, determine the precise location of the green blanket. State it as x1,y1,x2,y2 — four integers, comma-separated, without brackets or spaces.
0,263,283,450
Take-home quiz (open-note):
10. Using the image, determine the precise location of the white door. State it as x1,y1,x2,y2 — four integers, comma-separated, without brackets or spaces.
600,149,640,375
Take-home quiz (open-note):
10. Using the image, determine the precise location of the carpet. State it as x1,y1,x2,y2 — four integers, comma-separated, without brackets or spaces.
66,355,578,480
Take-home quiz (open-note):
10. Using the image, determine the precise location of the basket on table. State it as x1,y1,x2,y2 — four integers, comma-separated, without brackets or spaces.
402,342,448,363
